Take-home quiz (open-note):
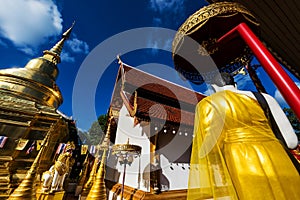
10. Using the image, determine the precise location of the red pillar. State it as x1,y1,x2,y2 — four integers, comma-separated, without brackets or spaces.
217,23,300,120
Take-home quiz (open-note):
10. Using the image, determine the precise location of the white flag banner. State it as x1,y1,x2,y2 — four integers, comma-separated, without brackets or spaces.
0,136,8,148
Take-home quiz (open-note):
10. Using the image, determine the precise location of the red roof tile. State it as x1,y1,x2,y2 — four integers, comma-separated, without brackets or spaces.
122,64,205,105
110,62,206,126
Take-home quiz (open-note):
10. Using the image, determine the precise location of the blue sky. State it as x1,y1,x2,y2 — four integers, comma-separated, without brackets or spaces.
0,0,298,130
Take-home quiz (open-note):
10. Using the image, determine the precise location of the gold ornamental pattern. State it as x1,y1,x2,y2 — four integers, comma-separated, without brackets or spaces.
172,2,259,55
112,142,142,155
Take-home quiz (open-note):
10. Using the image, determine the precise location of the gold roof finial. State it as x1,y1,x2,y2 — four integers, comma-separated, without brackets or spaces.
81,148,100,197
43,21,75,64
117,54,122,65
82,115,113,198
86,116,113,200
86,148,108,200
8,132,51,200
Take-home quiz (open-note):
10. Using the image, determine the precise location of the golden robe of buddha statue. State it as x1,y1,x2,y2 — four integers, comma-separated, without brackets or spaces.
188,90,300,200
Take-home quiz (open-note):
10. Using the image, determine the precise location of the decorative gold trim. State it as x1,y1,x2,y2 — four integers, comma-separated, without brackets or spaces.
120,90,138,117
118,57,138,117
0,72,62,108
197,38,218,55
112,144,141,154
112,139,141,155
172,2,259,55
132,91,137,116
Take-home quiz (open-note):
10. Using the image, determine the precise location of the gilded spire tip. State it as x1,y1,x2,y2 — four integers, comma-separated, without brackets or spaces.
44,22,75,64
62,21,75,39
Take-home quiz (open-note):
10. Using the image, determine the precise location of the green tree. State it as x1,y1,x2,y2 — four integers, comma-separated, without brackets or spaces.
88,114,108,145
283,108,300,139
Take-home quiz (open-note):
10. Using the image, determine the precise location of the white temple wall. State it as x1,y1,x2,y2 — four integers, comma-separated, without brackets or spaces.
114,105,151,192
159,154,190,191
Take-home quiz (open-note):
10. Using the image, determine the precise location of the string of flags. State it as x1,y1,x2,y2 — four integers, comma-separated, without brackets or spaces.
15,139,29,150
36,140,43,151
0,136,8,148
1,135,99,156
56,143,98,155
14,138,44,152
56,143,67,154
26,141,35,155
0,136,43,153
81,145,88,155
80,144,98,155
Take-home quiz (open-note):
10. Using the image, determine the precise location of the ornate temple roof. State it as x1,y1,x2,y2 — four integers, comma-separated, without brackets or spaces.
110,61,205,127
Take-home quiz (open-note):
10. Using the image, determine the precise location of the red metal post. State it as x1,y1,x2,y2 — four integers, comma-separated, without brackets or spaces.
217,23,300,120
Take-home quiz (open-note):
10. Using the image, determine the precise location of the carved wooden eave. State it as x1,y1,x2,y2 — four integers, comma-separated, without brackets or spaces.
120,90,138,118
110,60,206,128
117,56,138,118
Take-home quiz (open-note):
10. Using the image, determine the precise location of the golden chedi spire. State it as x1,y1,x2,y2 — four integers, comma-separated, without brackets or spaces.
86,115,113,200
42,21,75,64
0,22,74,108
81,150,100,197
8,131,50,200
86,149,108,200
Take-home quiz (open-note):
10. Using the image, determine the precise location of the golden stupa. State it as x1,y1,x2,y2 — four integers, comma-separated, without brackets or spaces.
0,23,77,198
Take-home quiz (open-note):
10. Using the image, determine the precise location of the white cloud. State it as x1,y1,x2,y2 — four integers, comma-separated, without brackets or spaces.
19,47,35,56
0,0,63,54
149,0,185,13
66,37,89,54
61,51,75,63
146,33,173,55
274,82,300,107
60,35,90,62
149,0,186,26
